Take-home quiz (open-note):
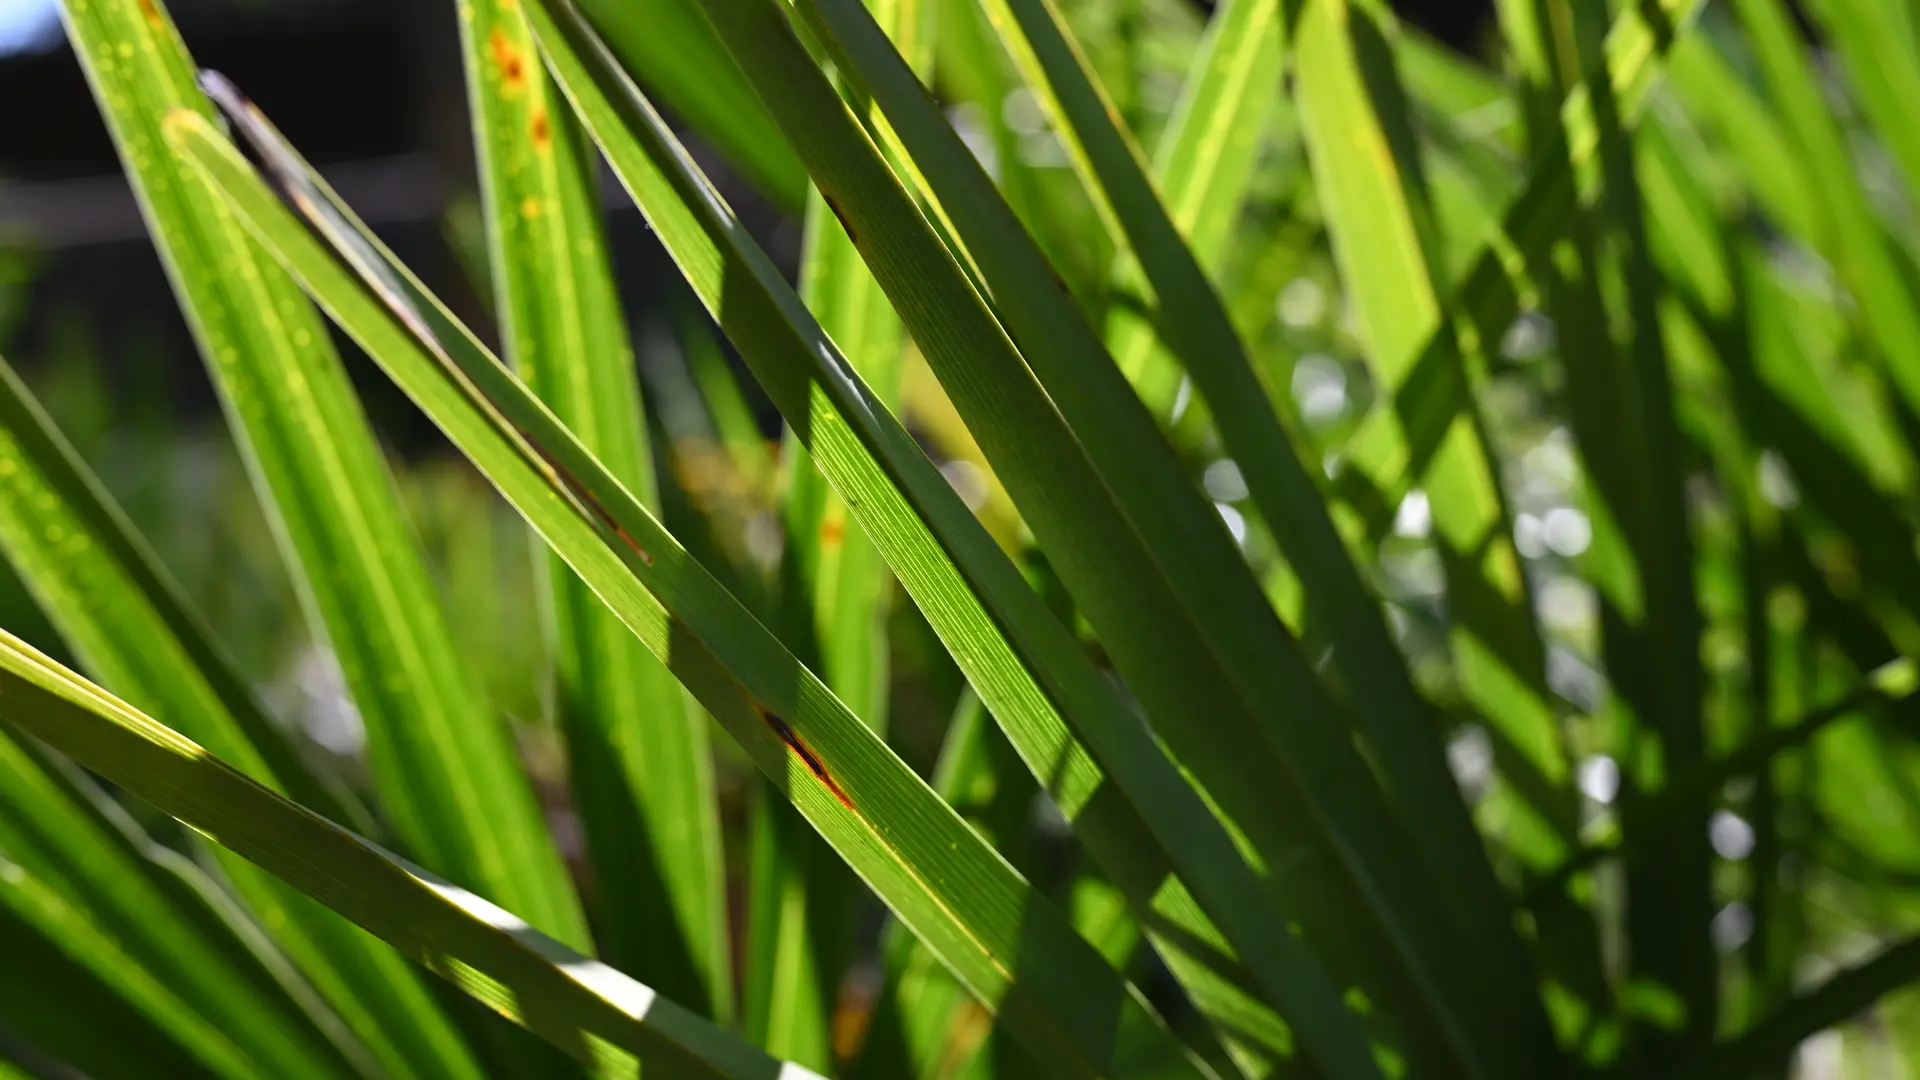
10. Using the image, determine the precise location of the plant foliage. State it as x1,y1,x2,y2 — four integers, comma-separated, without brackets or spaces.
4,0,1920,1075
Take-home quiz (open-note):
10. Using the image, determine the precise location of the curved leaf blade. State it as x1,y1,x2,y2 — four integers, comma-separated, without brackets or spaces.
0,351,483,1080
0,630,819,1080
0,729,356,1080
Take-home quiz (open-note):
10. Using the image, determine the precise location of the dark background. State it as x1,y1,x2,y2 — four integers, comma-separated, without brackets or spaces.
0,0,1495,439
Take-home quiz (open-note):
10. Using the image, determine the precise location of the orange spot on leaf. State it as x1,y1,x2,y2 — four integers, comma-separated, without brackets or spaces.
488,28,528,95
136,0,162,25
530,107,550,150
819,516,844,548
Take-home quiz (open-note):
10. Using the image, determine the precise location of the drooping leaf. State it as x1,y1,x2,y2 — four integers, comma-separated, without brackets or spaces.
0,629,823,1080
0,350,479,1080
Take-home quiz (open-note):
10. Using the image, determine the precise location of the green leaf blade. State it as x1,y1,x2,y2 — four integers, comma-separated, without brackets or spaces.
458,0,731,1017
0,351,481,1080
786,0,1540,1068
168,105,1225,1080
1101,0,1285,415
0,630,816,1080
574,0,809,209
510,11,1353,1077
58,0,589,955
0,730,353,1080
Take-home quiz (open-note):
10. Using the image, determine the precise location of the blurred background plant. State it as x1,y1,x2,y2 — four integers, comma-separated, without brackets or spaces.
0,0,1918,1076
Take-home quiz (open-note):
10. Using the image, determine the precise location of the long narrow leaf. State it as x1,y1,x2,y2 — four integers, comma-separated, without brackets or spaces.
1100,0,1284,417
61,0,589,952
0,351,482,1079
912,0,1553,1059
1341,0,1706,506
457,0,729,1015
851,690,1037,1080
1731,0,1920,421
510,7,1371,1075
1289,8,1566,1070
774,0,1518,1069
1570,3,1714,1052
0,729,354,1080
0,630,821,1080
743,0,919,1062
573,0,807,209
169,103,1225,1080
0,911,220,1080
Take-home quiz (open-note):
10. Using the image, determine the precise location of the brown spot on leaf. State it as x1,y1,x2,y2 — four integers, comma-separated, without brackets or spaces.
530,107,550,150
758,707,854,810
572,482,650,564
